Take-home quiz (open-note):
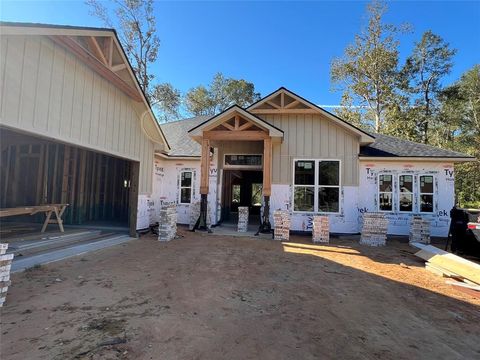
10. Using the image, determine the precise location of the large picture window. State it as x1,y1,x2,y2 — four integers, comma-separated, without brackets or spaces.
419,175,434,213
378,174,393,211
398,174,413,212
179,171,193,204
293,160,340,213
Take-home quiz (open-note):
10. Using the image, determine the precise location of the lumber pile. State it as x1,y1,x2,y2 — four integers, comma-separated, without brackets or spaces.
412,242,480,292
409,216,430,245
273,210,290,241
158,204,177,242
360,213,388,246
0,244,13,307
237,206,249,232
312,216,329,243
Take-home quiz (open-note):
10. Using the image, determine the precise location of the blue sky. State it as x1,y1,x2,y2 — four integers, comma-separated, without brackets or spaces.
1,1,479,107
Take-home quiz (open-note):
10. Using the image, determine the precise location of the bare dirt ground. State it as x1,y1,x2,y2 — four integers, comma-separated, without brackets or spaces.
1,228,479,360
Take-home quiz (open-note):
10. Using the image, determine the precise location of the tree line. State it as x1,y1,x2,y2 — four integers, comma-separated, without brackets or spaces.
86,0,479,207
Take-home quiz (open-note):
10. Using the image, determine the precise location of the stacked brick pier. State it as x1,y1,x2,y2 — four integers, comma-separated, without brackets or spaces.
409,216,431,245
312,216,330,243
360,213,388,246
0,243,13,307
158,204,177,241
237,207,249,232
274,210,291,241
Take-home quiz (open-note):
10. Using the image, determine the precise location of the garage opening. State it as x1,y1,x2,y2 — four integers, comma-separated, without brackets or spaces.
0,127,137,236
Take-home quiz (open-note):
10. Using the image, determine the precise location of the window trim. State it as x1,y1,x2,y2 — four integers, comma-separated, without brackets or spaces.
418,174,435,214
292,158,341,215
377,173,394,213
398,173,414,213
223,153,263,170
179,170,194,205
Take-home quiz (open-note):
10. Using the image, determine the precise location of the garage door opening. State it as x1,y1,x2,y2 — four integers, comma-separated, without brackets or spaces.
0,127,137,236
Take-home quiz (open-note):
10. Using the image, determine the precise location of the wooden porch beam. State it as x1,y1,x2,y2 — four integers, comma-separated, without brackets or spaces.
238,122,254,131
203,130,269,141
250,109,317,114
284,100,300,109
222,122,235,131
234,116,240,130
86,36,108,66
111,63,127,72
49,35,143,102
266,101,280,109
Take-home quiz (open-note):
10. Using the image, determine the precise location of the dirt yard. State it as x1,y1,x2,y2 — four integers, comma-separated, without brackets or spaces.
1,228,479,360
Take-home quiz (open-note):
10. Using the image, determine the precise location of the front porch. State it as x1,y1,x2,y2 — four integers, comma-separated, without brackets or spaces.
188,106,283,233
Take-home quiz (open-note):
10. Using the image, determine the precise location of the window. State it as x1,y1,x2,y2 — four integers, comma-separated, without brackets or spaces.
318,161,340,212
179,171,193,204
224,154,262,167
398,174,413,212
378,174,393,211
419,175,434,213
293,160,340,213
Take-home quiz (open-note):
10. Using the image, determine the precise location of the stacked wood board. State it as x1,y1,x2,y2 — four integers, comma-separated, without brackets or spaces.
312,216,329,243
237,207,249,232
273,210,290,241
412,242,480,292
158,204,177,242
0,243,13,307
409,216,430,245
360,213,388,246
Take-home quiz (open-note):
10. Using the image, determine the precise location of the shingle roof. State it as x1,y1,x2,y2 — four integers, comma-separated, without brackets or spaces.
160,116,474,160
160,116,209,157
360,133,474,159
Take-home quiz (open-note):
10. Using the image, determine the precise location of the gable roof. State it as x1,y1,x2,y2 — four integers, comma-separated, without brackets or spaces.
360,133,475,161
248,87,375,144
0,21,170,150
188,105,284,141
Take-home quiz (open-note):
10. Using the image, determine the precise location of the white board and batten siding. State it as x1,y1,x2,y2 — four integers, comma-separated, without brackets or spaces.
260,114,360,186
0,34,161,194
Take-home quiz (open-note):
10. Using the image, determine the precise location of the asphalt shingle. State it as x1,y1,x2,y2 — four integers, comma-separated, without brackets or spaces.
160,116,474,160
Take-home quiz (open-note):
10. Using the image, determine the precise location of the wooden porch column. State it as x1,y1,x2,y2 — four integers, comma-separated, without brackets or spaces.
263,137,272,196
195,138,211,231
256,137,273,235
200,139,210,195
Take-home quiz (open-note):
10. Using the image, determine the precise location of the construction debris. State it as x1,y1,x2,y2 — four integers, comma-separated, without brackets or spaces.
273,210,290,241
237,207,249,232
360,213,388,246
158,204,177,242
312,216,329,243
0,243,13,307
409,216,430,245
412,242,480,291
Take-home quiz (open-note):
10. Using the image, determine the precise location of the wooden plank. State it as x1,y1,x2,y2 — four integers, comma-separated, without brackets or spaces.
48,35,142,102
77,149,87,223
250,109,317,114
203,130,269,141
200,139,210,195
263,137,272,196
86,36,108,66
234,116,240,130
129,161,139,237
238,122,254,131
414,244,480,284
61,145,71,204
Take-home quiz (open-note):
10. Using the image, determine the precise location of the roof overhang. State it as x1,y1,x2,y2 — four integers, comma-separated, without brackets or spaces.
188,105,284,143
248,87,375,145
0,21,170,151
359,156,477,163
